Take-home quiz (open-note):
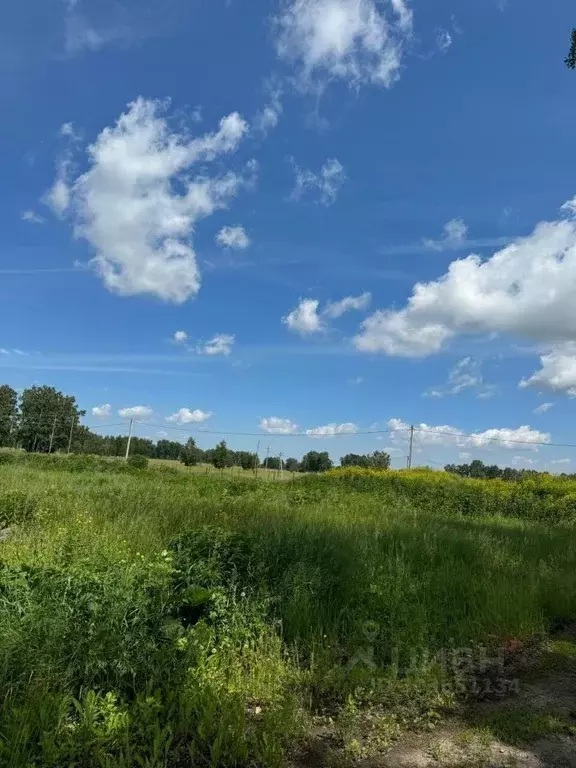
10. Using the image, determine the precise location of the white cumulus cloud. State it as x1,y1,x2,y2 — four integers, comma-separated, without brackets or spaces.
387,418,550,451
91,403,111,418
197,334,235,356
275,0,413,90
215,226,250,250
520,344,576,396
284,293,371,335
291,158,346,206
551,458,571,465
260,417,299,434
355,197,576,357
167,408,212,424
118,405,153,420
283,299,325,335
306,422,358,437
47,98,249,303
173,330,188,344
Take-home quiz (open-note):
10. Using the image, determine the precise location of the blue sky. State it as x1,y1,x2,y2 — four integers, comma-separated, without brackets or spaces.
2,0,576,467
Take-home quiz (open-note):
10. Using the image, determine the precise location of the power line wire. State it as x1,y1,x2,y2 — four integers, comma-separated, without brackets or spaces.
5,413,575,451
139,421,399,439
139,421,576,450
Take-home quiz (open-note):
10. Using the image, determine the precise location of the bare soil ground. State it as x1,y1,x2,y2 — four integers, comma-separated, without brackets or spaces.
291,625,576,768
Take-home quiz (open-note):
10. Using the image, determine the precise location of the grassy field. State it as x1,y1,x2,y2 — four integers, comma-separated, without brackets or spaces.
1,459,576,765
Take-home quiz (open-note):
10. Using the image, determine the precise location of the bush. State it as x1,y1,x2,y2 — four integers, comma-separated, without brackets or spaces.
0,450,19,466
127,454,149,470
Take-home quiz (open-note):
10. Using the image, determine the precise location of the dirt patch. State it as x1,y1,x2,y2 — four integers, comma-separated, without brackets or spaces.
290,629,576,768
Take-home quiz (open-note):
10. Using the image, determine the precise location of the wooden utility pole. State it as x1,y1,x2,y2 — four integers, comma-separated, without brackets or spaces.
407,425,414,469
254,440,260,477
125,418,134,459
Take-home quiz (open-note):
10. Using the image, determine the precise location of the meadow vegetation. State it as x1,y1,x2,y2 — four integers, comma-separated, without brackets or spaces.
1,456,576,765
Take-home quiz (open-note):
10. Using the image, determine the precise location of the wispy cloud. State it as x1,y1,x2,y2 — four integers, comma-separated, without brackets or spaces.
0,363,207,376
21,210,46,225
196,334,235,356
423,357,497,399
435,28,452,53
379,234,514,257
533,402,553,414
0,267,83,275
422,218,468,251
290,158,346,206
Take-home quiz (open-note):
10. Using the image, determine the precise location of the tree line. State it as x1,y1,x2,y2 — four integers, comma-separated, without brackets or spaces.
0,384,391,473
444,459,576,482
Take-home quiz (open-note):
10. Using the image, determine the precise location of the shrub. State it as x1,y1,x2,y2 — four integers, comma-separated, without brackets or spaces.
314,468,576,525
0,451,19,466
127,454,149,470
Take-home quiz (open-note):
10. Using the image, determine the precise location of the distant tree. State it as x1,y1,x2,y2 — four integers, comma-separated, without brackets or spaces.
18,385,85,453
285,457,300,472
130,437,155,457
71,425,106,455
340,451,390,469
155,439,183,461
300,450,333,473
212,440,232,470
443,459,540,483
368,450,391,469
469,459,486,479
566,28,576,69
0,385,18,447
263,456,281,470
181,437,200,467
341,453,371,468
235,451,257,470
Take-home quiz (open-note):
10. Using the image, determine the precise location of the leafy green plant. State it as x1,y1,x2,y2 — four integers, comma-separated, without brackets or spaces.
127,454,149,470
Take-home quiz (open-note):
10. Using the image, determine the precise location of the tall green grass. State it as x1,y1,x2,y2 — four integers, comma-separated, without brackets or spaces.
1,463,576,765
